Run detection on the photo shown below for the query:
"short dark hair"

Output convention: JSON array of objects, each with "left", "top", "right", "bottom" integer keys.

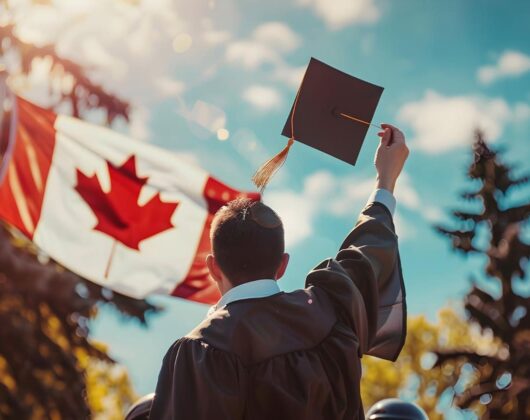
[{"left": 210, "top": 198, "right": 284, "bottom": 286}]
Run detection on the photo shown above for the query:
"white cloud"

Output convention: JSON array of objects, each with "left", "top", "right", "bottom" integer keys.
[
  {"left": 392, "top": 212, "right": 416, "bottom": 240},
  {"left": 328, "top": 178, "right": 375, "bottom": 216},
  {"left": 153, "top": 77, "right": 186, "bottom": 97},
  {"left": 266, "top": 189, "right": 317, "bottom": 248},
  {"left": 177, "top": 100, "right": 227, "bottom": 138},
  {"left": 273, "top": 64, "right": 306, "bottom": 89},
  {"left": 297, "top": 0, "right": 381, "bottom": 30},
  {"left": 56, "top": 0, "right": 186, "bottom": 103},
  {"left": 477, "top": 50, "right": 530, "bottom": 85},
  {"left": 225, "top": 21, "right": 301, "bottom": 71},
  {"left": 252, "top": 21, "right": 301, "bottom": 53},
  {"left": 229, "top": 129, "right": 290, "bottom": 185},
  {"left": 128, "top": 106, "right": 151, "bottom": 142},
  {"left": 327, "top": 171, "right": 433, "bottom": 236},
  {"left": 395, "top": 173, "right": 443, "bottom": 224},
  {"left": 8, "top": 0, "right": 188, "bottom": 140},
  {"left": 394, "top": 173, "right": 420, "bottom": 209},
  {"left": 230, "top": 129, "right": 280, "bottom": 170},
  {"left": 265, "top": 171, "right": 338, "bottom": 247},
  {"left": 396, "top": 90, "right": 530, "bottom": 154},
  {"left": 225, "top": 40, "right": 281, "bottom": 70},
  {"left": 202, "top": 30, "right": 232, "bottom": 46},
  {"left": 423, "top": 206, "right": 445, "bottom": 223},
  {"left": 8, "top": 56, "right": 61, "bottom": 108},
  {"left": 225, "top": 21, "right": 303, "bottom": 90},
  {"left": 242, "top": 85, "right": 282, "bottom": 110},
  {"left": 304, "top": 171, "right": 338, "bottom": 197},
  {"left": 265, "top": 170, "right": 434, "bottom": 247}
]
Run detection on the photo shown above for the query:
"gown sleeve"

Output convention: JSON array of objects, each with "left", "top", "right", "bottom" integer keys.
[
  {"left": 149, "top": 338, "right": 247, "bottom": 420},
  {"left": 305, "top": 202, "right": 406, "bottom": 361}
]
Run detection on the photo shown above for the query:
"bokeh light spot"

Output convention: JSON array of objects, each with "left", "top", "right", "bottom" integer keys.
[
  {"left": 173, "top": 33, "right": 193, "bottom": 53},
  {"left": 217, "top": 128, "right": 229, "bottom": 141}
]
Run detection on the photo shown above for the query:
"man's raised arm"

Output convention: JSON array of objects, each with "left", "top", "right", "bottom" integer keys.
[{"left": 306, "top": 125, "right": 409, "bottom": 361}]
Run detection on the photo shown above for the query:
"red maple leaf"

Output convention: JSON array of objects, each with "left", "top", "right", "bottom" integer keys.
[{"left": 75, "top": 155, "right": 179, "bottom": 250}]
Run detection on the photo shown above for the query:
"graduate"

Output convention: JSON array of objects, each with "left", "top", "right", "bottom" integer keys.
[{"left": 150, "top": 59, "right": 409, "bottom": 420}]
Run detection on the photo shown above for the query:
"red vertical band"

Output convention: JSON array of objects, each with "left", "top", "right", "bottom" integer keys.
[{"left": 0, "top": 97, "right": 57, "bottom": 238}]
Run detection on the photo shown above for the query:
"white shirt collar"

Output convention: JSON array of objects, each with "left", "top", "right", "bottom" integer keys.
[{"left": 207, "top": 279, "right": 281, "bottom": 316}]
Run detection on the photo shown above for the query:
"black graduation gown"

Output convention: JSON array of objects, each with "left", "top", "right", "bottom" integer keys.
[{"left": 149, "top": 202, "right": 406, "bottom": 420}]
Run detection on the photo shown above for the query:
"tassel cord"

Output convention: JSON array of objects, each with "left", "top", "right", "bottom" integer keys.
[{"left": 252, "top": 77, "right": 304, "bottom": 192}]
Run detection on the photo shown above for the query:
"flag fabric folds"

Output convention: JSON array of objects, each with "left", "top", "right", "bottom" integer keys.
[{"left": 0, "top": 96, "right": 259, "bottom": 303}]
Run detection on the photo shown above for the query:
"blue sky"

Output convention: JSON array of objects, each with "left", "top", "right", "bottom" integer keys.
[{"left": 8, "top": 0, "right": 530, "bottom": 399}]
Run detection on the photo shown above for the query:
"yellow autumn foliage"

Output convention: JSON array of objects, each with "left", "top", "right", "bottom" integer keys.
[
  {"left": 77, "top": 343, "right": 138, "bottom": 419},
  {"left": 361, "top": 307, "right": 501, "bottom": 419}
]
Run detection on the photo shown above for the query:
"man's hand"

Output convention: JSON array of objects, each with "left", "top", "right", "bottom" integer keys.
[{"left": 374, "top": 124, "right": 409, "bottom": 193}]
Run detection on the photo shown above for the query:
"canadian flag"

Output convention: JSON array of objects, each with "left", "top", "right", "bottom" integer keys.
[{"left": 0, "top": 96, "right": 259, "bottom": 303}]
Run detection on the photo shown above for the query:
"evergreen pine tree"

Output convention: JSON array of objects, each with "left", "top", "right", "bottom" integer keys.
[{"left": 436, "top": 131, "right": 530, "bottom": 418}]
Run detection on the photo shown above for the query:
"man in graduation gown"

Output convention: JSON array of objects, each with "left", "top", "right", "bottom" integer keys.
[{"left": 150, "top": 124, "right": 409, "bottom": 419}]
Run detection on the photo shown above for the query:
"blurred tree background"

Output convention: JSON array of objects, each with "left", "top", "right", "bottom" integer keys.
[
  {"left": 0, "top": 3, "right": 158, "bottom": 418},
  {"left": 361, "top": 308, "right": 500, "bottom": 419},
  {"left": 361, "top": 132, "right": 530, "bottom": 419}
]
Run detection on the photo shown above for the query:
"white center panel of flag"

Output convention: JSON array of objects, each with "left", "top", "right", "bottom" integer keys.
[{"left": 32, "top": 115, "right": 210, "bottom": 299}]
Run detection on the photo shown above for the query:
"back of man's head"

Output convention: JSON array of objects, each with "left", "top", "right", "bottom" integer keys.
[{"left": 210, "top": 198, "right": 284, "bottom": 286}]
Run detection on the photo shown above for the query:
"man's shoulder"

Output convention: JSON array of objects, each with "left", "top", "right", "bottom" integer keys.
[{"left": 184, "top": 287, "right": 337, "bottom": 364}]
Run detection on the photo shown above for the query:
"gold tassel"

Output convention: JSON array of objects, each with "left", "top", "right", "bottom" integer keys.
[
  {"left": 252, "top": 73, "right": 305, "bottom": 192},
  {"left": 252, "top": 137, "right": 294, "bottom": 191}
]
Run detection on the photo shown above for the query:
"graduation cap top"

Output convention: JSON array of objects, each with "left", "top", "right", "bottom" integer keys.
[{"left": 252, "top": 57, "right": 384, "bottom": 191}]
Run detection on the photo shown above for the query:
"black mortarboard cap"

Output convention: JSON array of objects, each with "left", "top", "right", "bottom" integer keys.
[
  {"left": 282, "top": 57, "right": 383, "bottom": 165},
  {"left": 252, "top": 57, "right": 384, "bottom": 191}
]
